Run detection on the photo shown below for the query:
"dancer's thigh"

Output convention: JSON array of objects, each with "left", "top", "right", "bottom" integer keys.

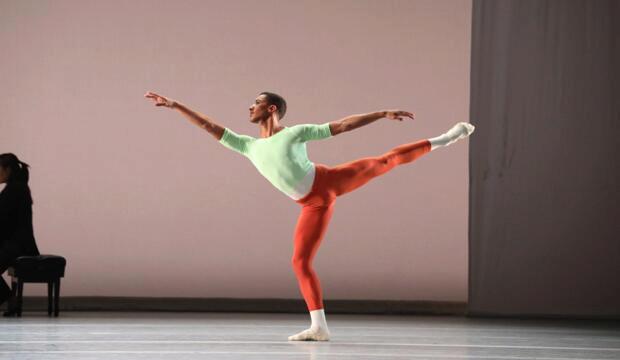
[
  {"left": 324, "top": 156, "right": 388, "bottom": 197},
  {"left": 292, "top": 204, "right": 335, "bottom": 261},
  {"left": 329, "top": 156, "right": 383, "bottom": 178}
]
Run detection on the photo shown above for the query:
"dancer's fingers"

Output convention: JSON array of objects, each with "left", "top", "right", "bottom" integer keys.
[
  {"left": 386, "top": 110, "right": 414, "bottom": 121},
  {"left": 145, "top": 91, "right": 173, "bottom": 108},
  {"left": 146, "top": 91, "right": 164, "bottom": 99},
  {"left": 395, "top": 111, "right": 407, "bottom": 121}
]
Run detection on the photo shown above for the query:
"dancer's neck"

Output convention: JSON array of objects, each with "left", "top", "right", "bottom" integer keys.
[{"left": 259, "top": 117, "right": 285, "bottom": 138}]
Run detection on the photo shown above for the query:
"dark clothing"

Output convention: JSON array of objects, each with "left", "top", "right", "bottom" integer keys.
[{"left": 0, "top": 182, "right": 40, "bottom": 303}]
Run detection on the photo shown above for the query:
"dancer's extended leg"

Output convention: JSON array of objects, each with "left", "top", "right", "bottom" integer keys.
[
  {"left": 326, "top": 138, "right": 432, "bottom": 197},
  {"left": 327, "top": 121, "right": 475, "bottom": 197}
]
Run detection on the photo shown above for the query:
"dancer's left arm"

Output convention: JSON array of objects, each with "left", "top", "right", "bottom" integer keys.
[{"left": 329, "top": 110, "right": 414, "bottom": 136}]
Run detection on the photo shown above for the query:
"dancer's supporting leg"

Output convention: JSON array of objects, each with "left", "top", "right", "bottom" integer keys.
[
  {"left": 289, "top": 203, "right": 335, "bottom": 341},
  {"left": 288, "top": 121, "right": 475, "bottom": 341}
]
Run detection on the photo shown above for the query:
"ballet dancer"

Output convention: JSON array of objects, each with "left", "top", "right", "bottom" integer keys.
[{"left": 145, "top": 91, "right": 474, "bottom": 341}]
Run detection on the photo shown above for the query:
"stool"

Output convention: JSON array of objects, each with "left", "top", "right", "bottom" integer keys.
[{"left": 7, "top": 255, "right": 66, "bottom": 317}]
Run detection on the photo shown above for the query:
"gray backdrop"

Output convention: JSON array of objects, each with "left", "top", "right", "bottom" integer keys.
[{"left": 469, "top": 0, "right": 619, "bottom": 318}]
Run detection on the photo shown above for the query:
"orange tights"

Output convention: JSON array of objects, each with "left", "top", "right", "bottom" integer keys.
[{"left": 292, "top": 139, "right": 432, "bottom": 310}]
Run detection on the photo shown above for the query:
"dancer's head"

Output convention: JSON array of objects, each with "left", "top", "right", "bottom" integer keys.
[
  {"left": 249, "top": 92, "right": 287, "bottom": 123},
  {"left": 0, "top": 153, "right": 30, "bottom": 185}
]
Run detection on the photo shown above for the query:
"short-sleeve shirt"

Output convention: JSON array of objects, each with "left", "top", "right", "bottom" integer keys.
[{"left": 219, "top": 123, "right": 332, "bottom": 199}]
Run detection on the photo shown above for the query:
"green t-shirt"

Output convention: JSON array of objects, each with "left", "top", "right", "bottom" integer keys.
[{"left": 219, "top": 123, "right": 332, "bottom": 199}]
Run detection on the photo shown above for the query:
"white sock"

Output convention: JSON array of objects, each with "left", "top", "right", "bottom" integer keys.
[
  {"left": 310, "top": 309, "right": 328, "bottom": 330},
  {"left": 428, "top": 122, "right": 475, "bottom": 151},
  {"left": 288, "top": 309, "right": 330, "bottom": 341}
]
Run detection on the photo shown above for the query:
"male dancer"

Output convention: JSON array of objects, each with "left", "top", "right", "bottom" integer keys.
[{"left": 145, "top": 91, "right": 474, "bottom": 341}]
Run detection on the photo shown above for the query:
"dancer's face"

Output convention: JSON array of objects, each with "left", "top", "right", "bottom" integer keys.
[
  {"left": 249, "top": 94, "right": 276, "bottom": 123},
  {"left": 0, "top": 166, "right": 9, "bottom": 184}
]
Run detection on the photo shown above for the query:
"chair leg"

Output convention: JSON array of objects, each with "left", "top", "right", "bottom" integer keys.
[
  {"left": 53, "top": 279, "right": 61, "bottom": 317},
  {"left": 16, "top": 280, "right": 24, "bottom": 317},
  {"left": 47, "top": 281, "right": 53, "bottom": 316},
  {"left": 8, "top": 278, "right": 18, "bottom": 310}
]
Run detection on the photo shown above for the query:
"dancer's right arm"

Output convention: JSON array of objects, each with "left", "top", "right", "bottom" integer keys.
[{"left": 145, "top": 91, "right": 225, "bottom": 140}]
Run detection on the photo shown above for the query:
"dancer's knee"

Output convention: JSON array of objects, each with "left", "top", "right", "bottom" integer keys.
[
  {"left": 291, "top": 256, "right": 313, "bottom": 276},
  {"left": 378, "top": 154, "right": 396, "bottom": 168}
]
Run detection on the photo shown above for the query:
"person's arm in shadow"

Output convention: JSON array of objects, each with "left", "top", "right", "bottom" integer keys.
[
  {"left": 0, "top": 184, "right": 37, "bottom": 256},
  {"left": 145, "top": 91, "right": 225, "bottom": 141}
]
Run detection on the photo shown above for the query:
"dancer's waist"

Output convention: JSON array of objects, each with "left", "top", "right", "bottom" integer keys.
[{"left": 286, "top": 164, "right": 316, "bottom": 200}]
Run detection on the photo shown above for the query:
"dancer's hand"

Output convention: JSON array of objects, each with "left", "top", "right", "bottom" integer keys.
[
  {"left": 144, "top": 91, "right": 176, "bottom": 108},
  {"left": 385, "top": 110, "right": 415, "bottom": 122}
]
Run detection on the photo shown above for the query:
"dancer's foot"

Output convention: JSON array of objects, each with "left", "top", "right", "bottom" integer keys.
[
  {"left": 429, "top": 122, "right": 475, "bottom": 150},
  {"left": 288, "top": 326, "right": 330, "bottom": 341},
  {"left": 446, "top": 122, "right": 475, "bottom": 145}
]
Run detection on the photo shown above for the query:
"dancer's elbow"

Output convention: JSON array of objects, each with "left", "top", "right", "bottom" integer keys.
[
  {"left": 329, "top": 122, "right": 348, "bottom": 136},
  {"left": 203, "top": 123, "right": 225, "bottom": 140}
]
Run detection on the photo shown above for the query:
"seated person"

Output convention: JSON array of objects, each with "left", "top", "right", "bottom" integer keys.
[{"left": 0, "top": 153, "right": 40, "bottom": 315}]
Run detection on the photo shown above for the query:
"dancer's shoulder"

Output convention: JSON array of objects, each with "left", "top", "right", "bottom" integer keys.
[
  {"left": 293, "top": 123, "right": 332, "bottom": 141},
  {"left": 219, "top": 127, "right": 256, "bottom": 155}
]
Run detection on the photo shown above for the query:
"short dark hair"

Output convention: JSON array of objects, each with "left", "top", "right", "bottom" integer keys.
[{"left": 259, "top": 91, "right": 287, "bottom": 119}]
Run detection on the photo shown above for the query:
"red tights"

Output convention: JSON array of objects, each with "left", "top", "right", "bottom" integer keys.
[{"left": 292, "top": 139, "right": 431, "bottom": 310}]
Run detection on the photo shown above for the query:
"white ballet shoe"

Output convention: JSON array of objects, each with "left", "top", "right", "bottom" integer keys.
[
  {"left": 447, "top": 122, "right": 475, "bottom": 145},
  {"left": 288, "top": 327, "right": 330, "bottom": 341},
  {"left": 429, "top": 122, "right": 476, "bottom": 150},
  {"left": 459, "top": 122, "right": 475, "bottom": 136}
]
